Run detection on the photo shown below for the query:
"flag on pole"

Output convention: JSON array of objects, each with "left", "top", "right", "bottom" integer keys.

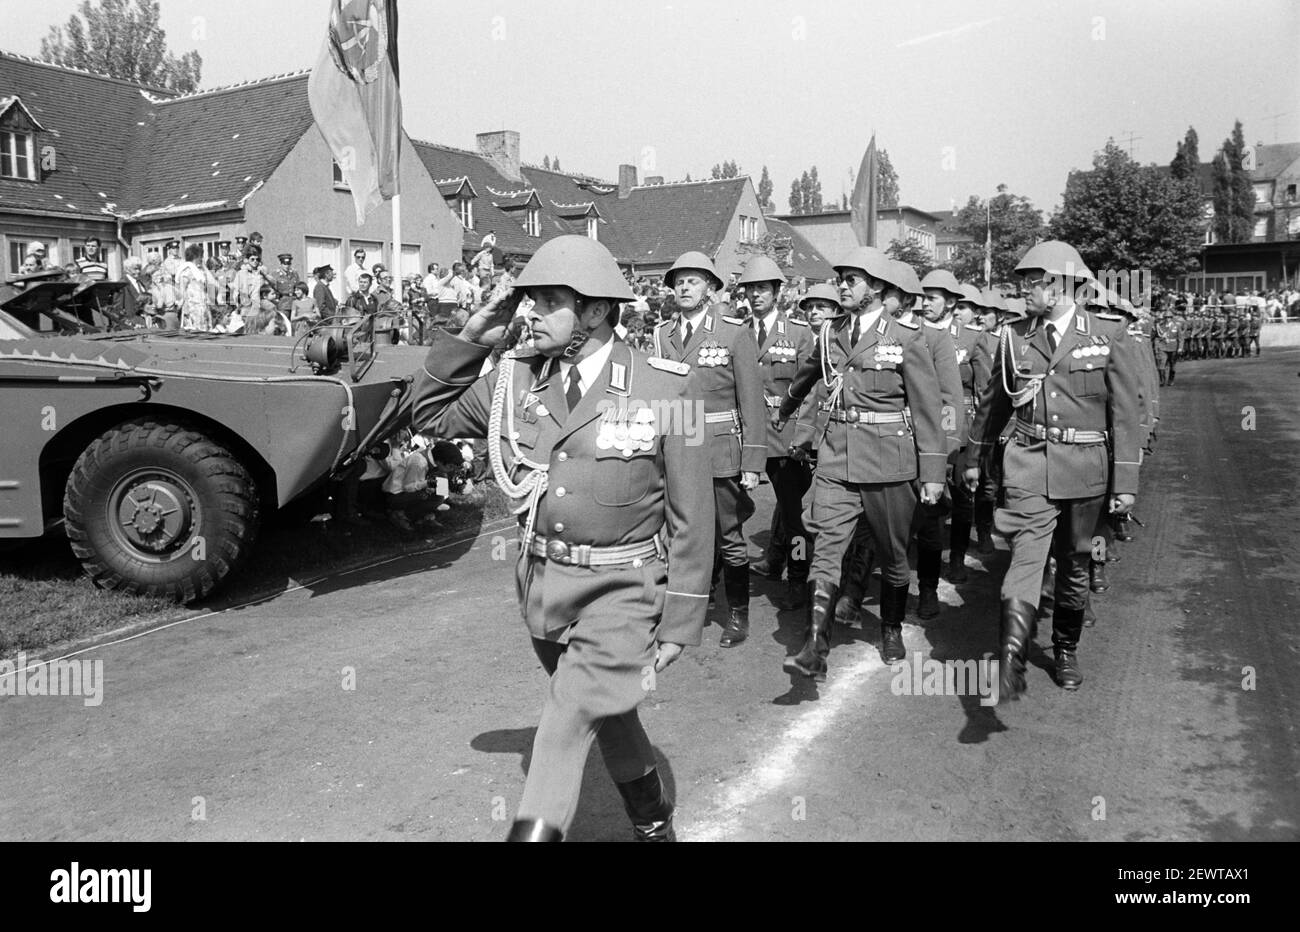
[
  {"left": 983, "top": 200, "right": 992, "bottom": 286},
  {"left": 308, "top": 0, "right": 401, "bottom": 226},
  {"left": 850, "top": 135, "right": 879, "bottom": 247}
]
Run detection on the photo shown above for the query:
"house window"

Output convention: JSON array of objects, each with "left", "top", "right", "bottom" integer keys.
[
  {"left": 1287, "top": 184, "right": 1297, "bottom": 202},
  {"left": 1253, "top": 216, "right": 1268, "bottom": 240},
  {"left": 458, "top": 197, "right": 474, "bottom": 230},
  {"left": 739, "top": 215, "right": 758, "bottom": 242},
  {"left": 524, "top": 206, "right": 540, "bottom": 237},
  {"left": 332, "top": 160, "right": 350, "bottom": 190},
  {"left": 586, "top": 216, "right": 598, "bottom": 240},
  {"left": 1, "top": 130, "right": 35, "bottom": 181}
]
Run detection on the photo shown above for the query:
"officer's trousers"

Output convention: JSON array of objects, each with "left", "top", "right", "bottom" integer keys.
[
  {"left": 807, "top": 475, "right": 917, "bottom": 588},
  {"left": 515, "top": 555, "right": 663, "bottom": 833},
  {"left": 764, "top": 455, "right": 813, "bottom": 560},
  {"left": 714, "top": 476, "right": 755, "bottom": 567},
  {"left": 996, "top": 487, "right": 1105, "bottom": 611}
]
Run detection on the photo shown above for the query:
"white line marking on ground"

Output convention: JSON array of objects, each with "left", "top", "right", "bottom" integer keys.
[{"left": 0, "top": 516, "right": 518, "bottom": 682}]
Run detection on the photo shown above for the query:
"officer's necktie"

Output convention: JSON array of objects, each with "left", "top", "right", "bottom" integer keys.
[
  {"left": 757, "top": 319, "right": 768, "bottom": 350},
  {"left": 683, "top": 321, "right": 694, "bottom": 346},
  {"left": 850, "top": 315, "right": 861, "bottom": 347},
  {"left": 565, "top": 366, "right": 582, "bottom": 411},
  {"left": 1046, "top": 322, "right": 1058, "bottom": 353}
]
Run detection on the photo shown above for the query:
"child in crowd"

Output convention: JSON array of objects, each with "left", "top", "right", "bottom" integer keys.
[{"left": 290, "top": 281, "right": 319, "bottom": 336}]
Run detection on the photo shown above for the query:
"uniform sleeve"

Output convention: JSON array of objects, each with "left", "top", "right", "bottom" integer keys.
[
  {"left": 902, "top": 330, "right": 948, "bottom": 484},
  {"left": 659, "top": 376, "right": 716, "bottom": 646},
  {"left": 731, "top": 325, "right": 768, "bottom": 474},
  {"left": 780, "top": 325, "right": 824, "bottom": 418},
  {"left": 1104, "top": 324, "right": 1142, "bottom": 496},
  {"left": 965, "top": 330, "right": 1014, "bottom": 474},
  {"left": 929, "top": 328, "right": 965, "bottom": 454},
  {"left": 411, "top": 330, "right": 497, "bottom": 439},
  {"left": 970, "top": 332, "right": 993, "bottom": 402}
]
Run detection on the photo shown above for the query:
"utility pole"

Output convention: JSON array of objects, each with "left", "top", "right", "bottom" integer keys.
[{"left": 1119, "top": 130, "right": 1143, "bottom": 158}]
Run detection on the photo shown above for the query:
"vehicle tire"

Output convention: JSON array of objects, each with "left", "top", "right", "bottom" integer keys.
[{"left": 63, "top": 418, "right": 260, "bottom": 603}]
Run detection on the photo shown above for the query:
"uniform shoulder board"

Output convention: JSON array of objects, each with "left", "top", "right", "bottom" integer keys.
[
  {"left": 964, "top": 324, "right": 983, "bottom": 332},
  {"left": 647, "top": 356, "right": 691, "bottom": 376},
  {"left": 788, "top": 318, "right": 809, "bottom": 327},
  {"left": 895, "top": 318, "right": 920, "bottom": 330},
  {"left": 720, "top": 315, "right": 746, "bottom": 326},
  {"left": 1095, "top": 312, "right": 1124, "bottom": 321},
  {"left": 506, "top": 345, "right": 538, "bottom": 360}
]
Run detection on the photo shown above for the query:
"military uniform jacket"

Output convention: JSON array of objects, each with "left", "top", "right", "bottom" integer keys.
[
  {"left": 918, "top": 318, "right": 965, "bottom": 453},
  {"left": 751, "top": 310, "right": 816, "bottom": 457},
  {"left": 1155, "top": 317, "right": 1182, "bottom": 352},
  {"left": 653, "top": 306, "right": 767, "bottom": 477},
  {"left": 1127, "top": 317, "right": 1159, "bottom": 429},
  {"left": 964, "top": 308, "right": 1142, "bottom": 499},
  {"left": 267, "top": 266, "right": 301, "bottom": 312},
  {"left": 780, "top": 306, "right": 948, "bottom": 485},
  {"left": 412, "top": 333, "right": 715, "bottom": 647}
]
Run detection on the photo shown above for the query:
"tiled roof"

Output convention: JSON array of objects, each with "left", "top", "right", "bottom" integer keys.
[
  {"left": 602, "top": 177, "right": 748, "bottom": 266},
  {"left": 762, "top": 217, "right": 834, "bottom": 280},
  {"left": 519, "top": 163, "right": 633, "bottom": 258}
]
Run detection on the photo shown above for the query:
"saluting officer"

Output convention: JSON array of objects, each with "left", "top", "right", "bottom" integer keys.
[
  {"left": 775, "top": 246, "right": 947, "bottom": 677},
  {"left": 962, "top": 242, "right": 1141, "bottom": 698},
  {"left": 738, "top": 255, "right": 816, "bottom": 614},
  {"left": 413, "top": 236, "right": 714, "bottom": 842},
  {"left": 652, "top": 251, "right": 767, "bottom": 648},
  {"left": 268, "top": 252, "right": 302, "bottom": 315}
]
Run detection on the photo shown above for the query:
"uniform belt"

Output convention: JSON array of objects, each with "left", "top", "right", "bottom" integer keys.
[
  {"left": 823, "top": 407, "right": 907, "bottom": 424},
  {"left": 704, "top": 409, "right": 740, "bottom": 424},
  {"left": 523, "top": 531, "right": 663, "bottom": 568},
  {"left": 962, "top": 396, "right": 976, "bottom": 407},
  {"left": 1014, "top": 419, "right": 1108, "bottom": 445},
  {"left": 763, "top": 394, "right": 783, "bottom": 408}
]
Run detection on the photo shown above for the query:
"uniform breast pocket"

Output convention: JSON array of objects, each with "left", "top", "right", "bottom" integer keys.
[
  {"left": 509, "top": 418, "right": 542, "bottom": 452},
  {"left": 593, "top": 443, "right": 660, "bottom": 506},
  {"left": 1068, "top": 357, "right": 1106, "bottom": 396},
  {"left": 868, "top": 361, "right": 902, "bottom": 392}
]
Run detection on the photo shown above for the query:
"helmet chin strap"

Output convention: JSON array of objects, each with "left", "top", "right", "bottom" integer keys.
[{"left": 559, "top": 296, "right": 596, "bottom": 360}]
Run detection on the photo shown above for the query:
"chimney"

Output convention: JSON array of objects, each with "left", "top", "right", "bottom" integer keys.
[
  {"left": 645, "top": 176, "right": 664, "bottom": 186},
  {"left": 477, "top": 130, "right": 522, "bottom": 183},
  {"left": 618, "top": 164, "right": 637, "bottom": 199}
]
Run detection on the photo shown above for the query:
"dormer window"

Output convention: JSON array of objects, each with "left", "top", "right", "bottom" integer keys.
[
  {"left": 586, "top": 216, "right": 598, "bottom": 240},
  {"left": 525, "top": 206, "right": 540, "bottom": 237},
  {"left": 1, "top": 130, "right": 34, "bottom": 180},
  {"left": 459, "top": 197, "right": 474, "bottom": 230}
]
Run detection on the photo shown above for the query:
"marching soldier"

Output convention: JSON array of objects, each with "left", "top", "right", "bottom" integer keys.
[
  {"left": 412, "top": 235, "right": 714, "bottom": 842},
  {"left": 738, "top": 255, "right": 816, "bottom": 613},
  {"left": 775, "top": 246, "right": 947, "bottom": 677},
  {"left": 1223, "top": 310, "right": 1239, "bottom": 358},
  {"left": 1153, "top": 309, "right": 1181, "bottom": 386},
  {"left": 1209, "top": 309, "right": 1223, "bottom": 358},
  {"left": 268, "top": 253, "right": 302, "bottom": 316},
  {"left": 652, "top": 252, "right": 767, "bottom": 648},
  {"left": 1247, "top": 307, "right": 1261, "bottom": 356},
  {"left": 962, "top": 242, "right": 1141, "bottom": 698},
  {"left": 971, "top": 292, "right": 1023, "bottom": 554},
  {"left": 948, "top": 282, "right": 994, "bottom": 581}
]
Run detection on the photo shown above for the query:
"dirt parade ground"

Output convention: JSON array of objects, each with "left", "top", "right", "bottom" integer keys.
[{"left": 2, "top": 349, "right": 1296, "bottom": 844}]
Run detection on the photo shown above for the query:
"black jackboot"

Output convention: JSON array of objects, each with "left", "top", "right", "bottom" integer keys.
[
  {"left": 999, "top": 599, "right": 1037, "bottom": 702},
  {"left": 1053, "top": 606, "right": 1086, "bottom": 690},
  {"left": 783, "top": 554, "right": 810, "bottom": 610},
  {"left": 974, "top": 500, "right": 996, "bottom": 554},
  {"left": 880, "top": 583, "right": 909, "bottom": 663},
  {"left": 948, "top": 519, "right": 972, "bottom": 582},
  {"left": 751, "top": 509, "right": 787, "bottom": 579},
  {"left": 719, "top": 563, "right": 751, "bottom": 648},
  {"left": 784, "top": 580, "right": 836, "bottom": 680},
  {"left": 834, "top": 546, "right": 873, "bottom": 625},
  {"left": 916, "top": 547, "right": 942, "bottom": 619},
  {"left": 1089, "top": 559, "right": 1109, "bottom": 592},
  {"left": 614, "top": 768, "right": 676, "bottom": 842},
  {"left": 505, "top": 819, "right": 563, "bottom": 842}
]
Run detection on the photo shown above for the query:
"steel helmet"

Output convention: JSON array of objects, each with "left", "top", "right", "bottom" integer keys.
[
  {"left": 886, "top": 259, "right": 925, "bottom": 297},
  {"left": 979, "top": 287, "right": 1006, "bottom": 312},
  {"left": 665, "top": 251, "right": 724, "bottom": 291},
  {"left": 832, "top": 246, "right": 893, "bottom": 283},
  {"left": 513, "top": 235, "right": 634, "bottom": 302},
  {"left": 736, "top": 255, "right": 787, "bottom": 288},
  {"left": 798, "top": 282, "right": 843, "bottom": 310},
  {"left": 1015, "top": 240, "right": 1093, "bottom": 281},
  {"left": 957, "top": 283, "right": 985, "bottom": 307},
  {"left": 920, "top": 269, "right": 963, "bottom": 298},
  {"left": 1003, "top": 296, "right": 1028, "bottom": 319}
]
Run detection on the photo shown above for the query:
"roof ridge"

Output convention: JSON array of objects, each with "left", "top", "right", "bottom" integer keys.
[
  {"left": 633, "top": 177, "right": 747, "bottom": 190},
  {"left": 155, "top": 69, "right": 311, "bottom": 103},
  {"left": 0, "top": 48, "right": 178, "bottom": 95},
  {"left": 521, "top": 163, "right": 615, "bottom": 185},
  {"left": 409, "top": 138, "right": 487, "bottom": 158}
]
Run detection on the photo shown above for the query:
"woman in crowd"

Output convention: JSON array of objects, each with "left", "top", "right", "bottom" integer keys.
[{"left": 174, "top": 243, "right": 213, "bottom": 332}]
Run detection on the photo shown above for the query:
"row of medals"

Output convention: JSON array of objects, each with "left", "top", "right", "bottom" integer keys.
[
  {"left": 698, "top": 345, "right": 731, "bottom": 366},
  {"left": 596, "top": 409, "right": 657, "bottom": 456},
  {"left": 1073, "top": 343, "right": 1110, "bottom": 358}
]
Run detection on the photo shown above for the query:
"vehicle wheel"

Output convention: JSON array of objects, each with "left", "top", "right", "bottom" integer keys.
[{"left": 64, "top": 418, "right": 260, "bottom": 603}]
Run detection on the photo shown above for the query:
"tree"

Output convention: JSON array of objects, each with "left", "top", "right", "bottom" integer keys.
[
  {"left": 758, "top": 165, "right": 774, "bottom": 209},
  {"left": 40, "top": 0, "right": 202, "bottom": 93},
  {"left": 788, "top": 178, "right": 802, "bottom": 213},
  {"left": 1170, "top": 126, "right": 1199, "bottom": 181},
  {"left": 878, "top": 148, "right": 900, "bottom": 208},
  {"left": 1212, "top": 121, "right": 1255, "bottom": 243},
  {"left": 787, "top": 167, "right": 825, "bottom": 214},
  {"left": 1050, "top": 141, "right": 1203, "bottom": 280},
  {"left": 886, "top": 238, "right": 935, "bottom": 278},
  {"left": 542, "top": 155, "right": 552, "bottom": 170},
  {"left": 949, "top": 184, "right": 1044, "bottom": 284},
  {"left": 736, "top": 231, "right": 795, "bottom": 274},
  {"left": 711, "top": 160, "right": 741, "bottom": 180},
  {"left": 685, "top": 172, "right": 693, "bottom": 182},
  {"left": 807, "top": 166, "right": 823, "bottom": 213},
  {"left": 552, "top": 157, "right": 561, "bottom": 171}
]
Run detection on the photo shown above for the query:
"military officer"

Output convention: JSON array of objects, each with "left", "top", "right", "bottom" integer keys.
[
  {"left": 652, "top": 251, "right": 767, "bottom": 648},
  {"left": 1247, "top": 307, "right": 1261, "bottom": 356},
  {"left": 775, "top": 246, "right": 947, "bottom": 677},
  {"left": 962, "top": 241, "right": 1141, "bottom": 698},
  {"left": 206, "top": 240, "right": 232, "bottom": 274},
  {"left": 1153, "top": 309, "right": 1181, "bottom": 386},
  {"left": 1209, "top": 309, "right": 1223, "bottom": 358},
  {"left": 268, "top": 252, "right": 301, "bottom": 315},
  {"left": 947, "top": 282, "right": 994, "bottom": 582},
  {"left": 738, "top": 255, "right": 816, "bottom": 614},
  {"left": 412, "top": 235, "right": 714, "bottom": 842}
]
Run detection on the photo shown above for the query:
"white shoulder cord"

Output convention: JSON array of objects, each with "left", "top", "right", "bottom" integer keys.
[
  {"left": 488, "top": 353, "right": 551, "bottom": 542},
  {"left": 1000, "top": 325, "right": 1043, "bottom": 418},
  {"left": 819, "top": 319, "right": 846, "bottom": 411}
]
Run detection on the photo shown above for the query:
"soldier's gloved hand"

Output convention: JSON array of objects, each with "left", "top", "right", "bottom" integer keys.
[
  {"left": 1109, "top": 493, "right": 1136, "bottom": 515},
  {"left": 654, "top": 642, "right": 684, "bottom": 673},
  {"left": 788, "top": 444, "right": 811, "bottom": 464},
  {"left": 740, "top": 471, "right": 761, "bottom": 492},
  {"left": 770, "top": 410, "right": 788, "bottom": 431},
  {"left": 919, "top": 482, "right": 945, "bottom": 505},
  {"left": 962, "top": 466, "right": 980, "bottom": 493}
]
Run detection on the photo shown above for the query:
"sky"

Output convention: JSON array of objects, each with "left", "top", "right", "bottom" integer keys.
[{"left": 5, "top": 0, "right": 1298, "bottom": 216}]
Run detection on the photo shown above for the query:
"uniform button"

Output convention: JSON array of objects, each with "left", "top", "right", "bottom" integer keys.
[
  {"left": 1085, "top": 363, "right": 1093, "bottom": 370},
  {"left": 1051, "top": 414, "right": 1059, "bottom": 421},
  {"left": 510, "top": 430, "right": 520, "bottom": 440},
  {"left": 897, "top": 429, "right": 904, "bottom": 436},
  {"left": 555, "top": 487, "right": 566, "bottom": 497},
  {"left": 848, "top": 365, "right": 854, "bottom": 371},
  {"left": 1049, "top": 369, "right": 1056, "bottom": 375},
  {"left": 1050, "top": 391, "right": 1058, "bottom": 398},
  {"left": 876, "top": 364, "right": 882, "bottom": 370},
  {"left": 553, "top": 522, "right": 564, "bottom": 533},
  {"left": 632, "top": 558, "right": 644, "bottom": 568},
  {"left": 557, "top": 452, "right": 567, "bottom": 461}
]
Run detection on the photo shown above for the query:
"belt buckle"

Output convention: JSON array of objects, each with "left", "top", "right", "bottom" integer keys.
[
  {"left": 847, "top": 406, "right": 858, "bottom": 421},
  {"left": 545, "top": 539, "right": 571, "bottom": 564},
  {"left": 1046, "top": 426, "right": 1062, "bottom": 443}
]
